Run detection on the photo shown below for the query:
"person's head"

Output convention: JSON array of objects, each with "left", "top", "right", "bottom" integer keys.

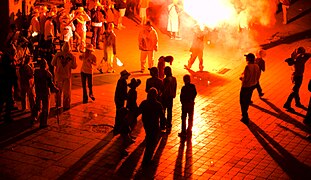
[
  {"left": 128, "top": 78, "right": 141, "bottom": 89},
  {"left": 183, "top": 74, "right": 191, "bottom": 84},
  {"left": 147, "top": 87, "right": 158, "bottom": 100},
  {"left": 85, "top": 44, "right": 95, "bottom": 53},
  {"left": 164, "top": 66, "right": 172, "bottom": 76},
  {"left": 297, "top": 46, "right": 306, "bottom": 54},
  {"left": 39, "top": 59, "right": 48, "bottom": 70},
  {"left": 144, "top": 21, "right": 152, "bottom": 32},
  {"left": 61, "top": 42, "right": 71, "bottom": 52},
  {"left": 256, "top": 49, "right": 266, "bottom": 58},
  {"left": 107, "top": 23, "right": 114, "bottom": 32},
  {"left": 244, "top": 53, "right": 255, "bottom": 63},
  {"left": 96, "top": 2, "right": 102, "bottom": 11},
  {"left": 120, "top": 70, "right": 131, "bottom": 79},
  {"left": 148, "top": 67, "right": 158, "bottom": 77}
]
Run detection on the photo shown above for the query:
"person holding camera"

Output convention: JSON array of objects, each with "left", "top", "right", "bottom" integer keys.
[{"left": 284, "top": 47, "right": 311, "bottom": 111}]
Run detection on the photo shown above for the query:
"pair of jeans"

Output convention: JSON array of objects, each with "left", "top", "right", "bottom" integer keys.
[
  {"left": 240, "top": 86, "right": 256, "bottom": 119},
  {"left": 162, "top": 96, "right": 173, "bottom": 128},
  {"left": 285, "top": 75, "right": 303, "bottom": 106},
  {"left": 81, "top": 72, "right": 93, "bottom": 103},
  {"left": 181, "top": 102, "right": 194, "bottom": 133},
  {"left": 91, "top": 26, "right": 102, "bottom": 47}
]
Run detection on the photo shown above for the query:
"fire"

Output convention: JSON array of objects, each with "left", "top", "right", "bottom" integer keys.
[{"left": 183, "top": 0, "right": 278, "bottom": 29}]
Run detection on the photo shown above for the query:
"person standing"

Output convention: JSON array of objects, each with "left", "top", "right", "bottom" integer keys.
[
  {"left": 184, "top": 24, "right": 207, "bottom": 71},
  {"left": 114, "top": 70, "right": 131, "bottom": 134},
  {"left": 145, "top": 67, "right": 163, "bottom": 100},
  {"left": 284, "top": 47, "right": 311, "bottom": 111},
  {"left": 126, "top": 78, "right": 141, "bottom": 131},
  {"left": 167, "top": 0, "right": 181, "bottom": 40},
  {"left": 91, "top": 2, "right": 105, "bottom": 49},
  {"left": 139, "top": 87, "right": 166, "bottom": 166},
  {"left": 138, "top": 21, "right": 158, "bottom": 73},
  {"left": 74, "top": 7, "right": 91, "bottom": 52},
  {"left": 254, "top": 49, "right": 266, "bottom": 98},
  {"left": 179, "top": 74, "right": 197, "bottom": 138},
  {"left": 98, "top": 22, "right": 117, "bottom": 73},
  {"left": 139, "top": 0, "right": 149, "bottom": 25},
  {"left": 51, "top": 42, "right": 77, "bottom": 111},
  {"left": 162, "top": 66, "right": 177, "bottom": 131},
  {"left": 19, "top": 56, "right": 35, "bottom": 112},
  {"left": 33, "top": 59, "right": 58, "bottom": 128},
  {"left": 303, "top": 79, "right": 311, "bottom": 125},
  {"left": 239, "top": 53, "right": 261, "bottom": 124},
  {"left": 79, "top": 44, "right": 97, "bottom": 104}
]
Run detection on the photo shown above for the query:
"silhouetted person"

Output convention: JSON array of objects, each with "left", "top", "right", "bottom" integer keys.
[
  {"left": 139, "top": 87, "right": 166, "bottom": 166},
  {"left": 126, "top": 78, "right": 141, "bottom": 131},
  {"left": 284, "top": 47, "right": 311, "bottom": 111},
  {"left": 239, "top": 53, "right": 260, "bottom": 124},
  {"left": 145, "top": 67, "right": 164, "bottom": 100},
  {"left": 0, "top": 52, "right": 17, "bottom": 122},
  {"left": 114, "top": 70, "right": 131, "bottom": 134},
  {"left": 33, "top": 59, "right": 58, "bottom": 128},
  {"left": 179, "top": 74, "right": 197, "bottom": 139},
  {"left": 162, "top": 66, "right": 177, "bottom": 131},
  {"left": 303, "top": 79, "right": 311, "bottom": 125}
]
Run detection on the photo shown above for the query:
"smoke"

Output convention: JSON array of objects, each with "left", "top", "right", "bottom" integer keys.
[{"left": 156, "top": 0, "right": 280, "bottom": 51}]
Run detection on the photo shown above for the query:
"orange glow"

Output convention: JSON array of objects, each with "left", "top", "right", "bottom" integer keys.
[
  {"left": 183, "top": 0, "right": 278, "bottom": 29},
  {"left": 183, "top": 0, "right": 237, "bottom": 29}
]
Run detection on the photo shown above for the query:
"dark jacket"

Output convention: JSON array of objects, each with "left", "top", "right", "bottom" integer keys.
[
  {"left": 180, "top": 83, "right": 197, "bottom": 105},
  {"left": 114, "top": 78, "right": 128, "bottom": 107}
]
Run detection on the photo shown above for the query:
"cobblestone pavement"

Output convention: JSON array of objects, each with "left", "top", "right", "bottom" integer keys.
[{"left": 1, "top": 1, "right": 311, "bottom": 179}]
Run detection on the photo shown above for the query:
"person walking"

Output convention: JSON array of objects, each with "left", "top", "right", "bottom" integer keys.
[
  {"left": 91, "top": 2, "right": 105, "bottom": 49},
  {"left": 138, "top": 21, "right": 158, "bottom": 73},
  {"left": 284, "top": 47, "right": 311, "bottom": 111},
  {"left": 139, "top": 87, "right": 166, "bottom": 166},
  {"left": 303, "top": 79, "right": 311, "bottom": 125},
  {"left": 114, "top": 70, "right": 131, "bottom": 134},
  {"left": 98, "top": 22, "right": 117, "bottom": 73},
  {"left": 79, "top": 44, "right": 97, "bottom": 104},
  {"left": 179, "top": 74, "right": 197, "bottom": 139},
  {"left": 51, "top": 42, "right": 77, "bottom": 111},
  {"left": 254, "top": 49, "right": 266, "bottom": 98},
  {"left": 239, "top": 53, "right": 261, "bottom": 124},
  {"left": 162, "top": 66, "right": 177, "bottom": 131},
  {"left": 184, "top": 24, "right": 207, "bottom": 72}
]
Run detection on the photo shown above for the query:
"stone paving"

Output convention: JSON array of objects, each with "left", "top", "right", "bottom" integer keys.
[{"left": 1, "top": 1, "right": 311, "bottom": 179}]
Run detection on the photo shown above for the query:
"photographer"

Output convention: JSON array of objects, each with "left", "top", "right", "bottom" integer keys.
[{"left": 284, "top": 47, "right": 311, "bottom": 111}]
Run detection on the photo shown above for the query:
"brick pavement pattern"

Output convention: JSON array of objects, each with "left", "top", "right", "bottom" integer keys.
[{"left": 1, "top": 1, "right": 311, "bottom": 179}]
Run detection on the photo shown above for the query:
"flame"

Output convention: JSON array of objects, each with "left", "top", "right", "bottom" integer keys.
[
  {"left": 183, "top": 0, "right": 277, "bottom": 29},
  {"left": 116, "top": 57, "right": 123, "bottom": 66}
]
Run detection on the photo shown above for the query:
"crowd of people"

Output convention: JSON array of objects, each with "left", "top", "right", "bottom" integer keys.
[{"left": 0, "top": 0, "right": 310, "bottom": 168}]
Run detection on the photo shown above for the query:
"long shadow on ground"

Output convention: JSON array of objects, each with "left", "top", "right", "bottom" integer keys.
[{"left": 247, "top": 121, "right": 311, "bottom": 179}]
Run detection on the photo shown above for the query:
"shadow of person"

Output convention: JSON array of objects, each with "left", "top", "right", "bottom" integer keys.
[
  {"left": 247, "top": 121, "right": 311, "bottom": 179},
  {"left": 277, "top": 124, "right": 311, "bottom": 142},
  {"left": 173, "top": 139, "right": 186, "bottom": 179},
  {"left": 288, "top": 7, "right": 311, "bottom": 24},
  {"left": 134, "top": 133, "right": 168, "bottom": 179},
  {"left": 250, "top": 98, "right": 310, "bottom": 133},
  {"left": 184, "top": 138, "right": 193, "bottom": 179},
  {"left": 57, "top": 131, "right": 115, "bottom": 179}
]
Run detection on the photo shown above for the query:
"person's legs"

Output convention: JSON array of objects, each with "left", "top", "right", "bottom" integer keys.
[
  {"left": 293, "top": 76, "right": 303, "bottom": 106},
  {"left": 55, "top": 80, "right": 63, "bottom": 108},
  {"left": 198, "top": 50, "right": 204, "bottom": 71},
  {"left": 140, "top": 50, "right": 148, "bottom": 72},
  {"left": 186, "top": 52, "right": 198, "bottom": 69},
  {"left": 187, "top": 104, "right": 194, "bottom": 133},
  {"left": 63, "top": 78, "right": 71, "bottom": 110},
  {"left": 107, "top": 46, "right": 114, "bottom": 72},
  {"left": 81, "top": 72, "right": 88, "bottom": 103},
  {"left": 147, "top": 50, "right": 154, "bottom": 69},
  {"left": 86, "top": 73, "right": 94, "bottom": 100},
  {"left": 40, "top": 95, "right": 50, "bottom": 128},
  {"left": 166, "top": 97, "right": 173, "bottom": 128}
]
